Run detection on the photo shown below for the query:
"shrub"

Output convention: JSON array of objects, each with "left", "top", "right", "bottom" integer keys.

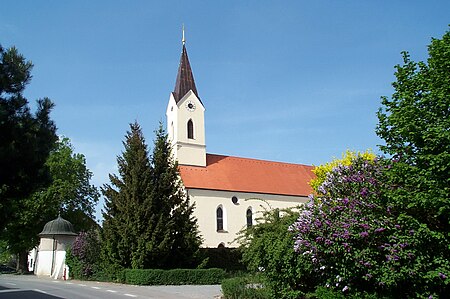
[
  {"left": 309, "top": 150, "right": 375, "bottom": 193},
  {"left": 124, "top": 268, "right": 226, "bottom": 285},
  {"left": 66, "top": 230, "right": 101, "bottom": 279},
  {"left": 239, "top": 208, "right": 311, "bottom": 298},
  {"left": 221, "top": 276, "right": 269, "bottom": 299},
  {"left": 291, "top": 155, "right": 450, "bottom": 298},
  {"left": 198, "top": 247, "right": 245, "bottom": 271}
]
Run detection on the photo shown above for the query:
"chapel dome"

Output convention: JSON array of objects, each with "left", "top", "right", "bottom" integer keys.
[{"left": 38, "top": 215, "right": 77, "bottom": 236}]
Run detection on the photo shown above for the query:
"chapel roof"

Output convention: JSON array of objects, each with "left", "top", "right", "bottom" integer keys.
[
  {"left": 179, "top": 154, "right": 315, "bottom": 197},
  {"left": 173, "top": 44, "right": 200, "bottom": 103},
  {"left": 39, "top": 215, "right": 77, "bottom": 237}
]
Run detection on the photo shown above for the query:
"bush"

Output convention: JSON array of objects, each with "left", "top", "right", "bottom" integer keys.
[
  {"left": 291, "top": 155, "right": 450, "bottom": 298},
  {"left": 199, "top": 247, "right": 245, "bottom": 271},
  {"left": 124, "top": 268, "right": 226, "bottom": 285},
  {"left": 66, "top": 230, "right": 101, "bottom": 279},
  {"left": 221, "top": 276, "right": 269, "bottom": 299},
  {"left": 306, "top": 287, "right": 385, "bottom": 299},
  {"left": 239, "top": 207, "right": 312, "bottom": 299}
]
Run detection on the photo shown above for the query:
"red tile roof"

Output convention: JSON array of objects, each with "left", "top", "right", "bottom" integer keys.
[{"left": 179, "top": 154, "right": 315, "bottom": 197}]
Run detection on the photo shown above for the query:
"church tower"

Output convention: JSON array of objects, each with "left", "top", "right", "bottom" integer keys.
[{"left": 166, "top": 30, "right": 206, "bottom": 167}]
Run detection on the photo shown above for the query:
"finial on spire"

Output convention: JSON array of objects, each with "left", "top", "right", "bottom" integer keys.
[{"left": 182, "top": 24, "right": 186, "bottom": 45}]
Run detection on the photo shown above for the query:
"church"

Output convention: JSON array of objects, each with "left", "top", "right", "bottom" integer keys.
[{"left": 166, "top": 35, "right": 315, "bottom": 248}]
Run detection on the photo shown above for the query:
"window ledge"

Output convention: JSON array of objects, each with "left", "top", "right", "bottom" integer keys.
[{"left": 217, "top": 230, "right": 228, "bottom": 233}]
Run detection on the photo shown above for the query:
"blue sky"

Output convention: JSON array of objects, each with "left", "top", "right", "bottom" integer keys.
[{"left": 1, "top": 1, "right": 449, "bottom": 222}]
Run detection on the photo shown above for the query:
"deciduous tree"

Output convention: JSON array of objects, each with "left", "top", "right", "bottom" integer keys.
[
  {"left": 376, "top": 28, "right": 450, "bottom": 231},
  {"left": 3, "top": 137, "right": 99, "bottom": 271}
]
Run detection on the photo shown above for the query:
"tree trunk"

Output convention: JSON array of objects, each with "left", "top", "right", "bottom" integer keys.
[{"left": 16, "top": 250, "right": 29, "bottom": 273}]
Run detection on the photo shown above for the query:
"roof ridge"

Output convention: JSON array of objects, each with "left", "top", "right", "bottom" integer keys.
[{"left": 206, "top": 153, "right": 313, "bottom": 168}]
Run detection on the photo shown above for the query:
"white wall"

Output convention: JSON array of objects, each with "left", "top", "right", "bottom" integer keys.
[
  {"left": 166, "top": 90, "right": 206, "bottom": 167},
  {"left": 188, "top": 188, "right": 308, "bottom": 248},
  {"left": 35, "top": 235, "right": 75, "bottom": 279}
]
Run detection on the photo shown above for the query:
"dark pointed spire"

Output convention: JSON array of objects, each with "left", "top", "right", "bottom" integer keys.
[{"left": 173, "top": 29, "right": 200, "bottom": 103}]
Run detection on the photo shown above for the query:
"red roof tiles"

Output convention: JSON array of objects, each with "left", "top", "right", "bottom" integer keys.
[{"left": 179, "top": 154, "right": 315, "bottom": 197}]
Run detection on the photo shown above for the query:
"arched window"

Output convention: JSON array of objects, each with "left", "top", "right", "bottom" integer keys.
[
  {"left": 216, "top": 207, "right": 224, "bottom": 231},
  {"left": 218, "top": 243, "right": 225, "bottom": 248},
  {"left": 187, "top": 119, "right": 194, "bottom": 139},
  {"left": 246, "top": 208, "right": 253, "bottom": 228}
]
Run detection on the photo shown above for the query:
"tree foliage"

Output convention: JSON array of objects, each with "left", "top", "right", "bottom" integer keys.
[
  {"left": 2, "top": 137, "right": 99, "bottom": 271},
  {"left": 101, "top": 122, "right": 153, "bottom": 270},
  {"left": 376, "top": 28, "right": 450, "bottom": 231},
  {"left": 150, "top": 123, "right": 201, "bottom": 269},
  {"left": 0, "top": 45, "right": 58, "bottom": 232},
  {"left": 101, "top": 122, "right": 201, "bottom": 271},
  {"left": 374, "top": 27, "right": 450, "bottom": 298},
  {"left": 239, "top": 207, "right": 311, "bottom": 299},
  {"left": 44, "top": 137, "right": 99, "bottom": 231}
]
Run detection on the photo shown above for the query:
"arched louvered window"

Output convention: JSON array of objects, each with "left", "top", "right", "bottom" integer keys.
[
  {"left": 187, "top": 119, "right": 194, "bottom": 139},
  {"left": 217, "top": 207, "right": 224, "bottom": 231},
  {"left": 246, "top": 208, "right": 253, "bottom": 228}
]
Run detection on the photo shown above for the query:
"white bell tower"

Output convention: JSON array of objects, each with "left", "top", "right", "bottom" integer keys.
[{"left": 166, "top": 28, "right": 206, "bottom": 167}]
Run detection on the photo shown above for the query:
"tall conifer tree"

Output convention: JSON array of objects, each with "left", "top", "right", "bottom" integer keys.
[
  {"left": 101, "top": 122, "right": 201, "bottom": 270},
  {"left": 101, "top": 122, "right": 153, "bottom": 269},
  {"left": 149, "top": 123, "right": 201, "bottom": 269}
]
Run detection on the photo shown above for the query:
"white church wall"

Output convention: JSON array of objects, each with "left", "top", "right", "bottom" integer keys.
[
  {"left": 167, "top": 90, "right": 206, "bottom": 167},
  {"left": 188, "top": 188, "right": 309, "bottom": 248}
]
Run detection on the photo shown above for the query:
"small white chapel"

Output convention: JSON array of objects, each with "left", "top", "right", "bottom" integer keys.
[{"left": 166, "top": 33, "right": 315, "bottom": 248}]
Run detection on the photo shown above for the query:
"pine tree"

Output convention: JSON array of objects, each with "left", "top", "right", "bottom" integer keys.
[
  {"left": 0, "top": 45, "right": 58, "bottom": 271},
  {"left": 101, "top": 122, "right": 153, "bottom": 270},
  {"left": 101, "top": 122, "right": 202, "bottom": 271},
  {"left": 149, "top": 123, "right": 202, "bottom": 269}
]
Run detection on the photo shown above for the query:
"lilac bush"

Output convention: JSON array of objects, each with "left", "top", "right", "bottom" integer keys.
[
  {"left": 290, "top": 156, "right": 449, "bottom": 297},
  {"left": 67, "top": 230, "right": 100, "bottom": 278}
]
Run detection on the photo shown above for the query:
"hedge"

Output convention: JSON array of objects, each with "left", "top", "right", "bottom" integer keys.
[{"left": 124, "top": 268, "right": 226, "bottom": 285}]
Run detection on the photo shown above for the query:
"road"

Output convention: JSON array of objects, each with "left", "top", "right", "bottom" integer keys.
[{"left": 0, "top": 274, "right": 222, "bottom": 299}]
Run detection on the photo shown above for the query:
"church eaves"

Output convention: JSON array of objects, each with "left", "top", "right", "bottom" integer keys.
[{"left": 173, "top": 44, "right": 200, "bottom": 103}]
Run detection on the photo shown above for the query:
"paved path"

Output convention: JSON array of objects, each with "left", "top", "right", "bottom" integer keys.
[{"left": 0, "top": 274, "right": 222, "bottom": 299}]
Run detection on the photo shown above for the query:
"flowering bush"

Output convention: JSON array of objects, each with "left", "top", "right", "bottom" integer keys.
[
  {"left": 290, "top": 156, "right": 449, "bottom": 298},
  {"left": 66, "top": 230, "right": 101, "bottom": 279},
  {"left": 309, "top": 150, "right": 375, "bottom": 193}
]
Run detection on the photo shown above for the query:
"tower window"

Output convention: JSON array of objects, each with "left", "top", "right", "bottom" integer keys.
[
  {"left": 246, "top": 208, "right": 253, "bottom": 228},
  {"left": 187, "top": 119, "right": 194, "bottom": 139},
  {"left": 217, "top": 207, "right": 224, "bottom": 231}
]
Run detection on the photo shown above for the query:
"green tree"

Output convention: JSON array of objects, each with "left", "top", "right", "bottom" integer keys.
[
  {"left": 0, "top": 45, "right": 58, "bottom": 272},
  {"left": 149, "top": 123, "right": 201, "bottom": 269},
  {"left": 45, "top": 137, "right": 99, "bottom": 231},
  {"left": 3, "top": 137, "right": 99, "bottom": 271},
  {"left": 376, "top": 28, "right": 450, "bottom": 231},
  {"left": 101, "top": 122, "right": 154, "bottom": 270},
  {"left": 376, "top": 28, "right": 450, "bottom": 298},
  {"left": 101, "top": 122, "right": 201, "bottom": 271},
  {"left": 0, "top": 45, "right": 58, "bottom": 231}
]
